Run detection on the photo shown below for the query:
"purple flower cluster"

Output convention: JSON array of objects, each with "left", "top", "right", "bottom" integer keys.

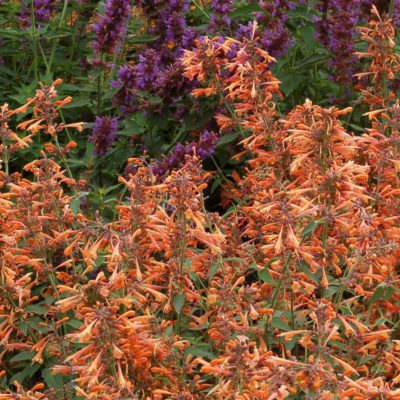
[
  {"left": 111, "top": 50, "right": 162, "bottom": 113},
  {"left": 135, "top": 49, "right": 162, "bottom": 91},
  {"left": 152, "top": 130, "right": 218, "bottom": 176},
  {"left": 315, "top": 0, "right": 360, "bottom": 84},
  {"left": 112, "top": 0, "right": 198, "bottom": 114},
  {"left": 314, "top": 0, "right": 400, "bottom": 85},
  {"left": 90, "top": 116, "right": 119, "bottom": 156},
  {"left": 151, "top": 0, "right": 196, "bottom": 58},
  {"left": 237, "top": 0, "right": 297, "bottom": 58},
  {"left": 209, "top": 0, "right": 234, "bottom": 32},
  {"left": 18, "top": 0, "right": 57, "bottom": 28},
  {"left": 92, "top": 0, "right": 131, "bottom": 54},
  {"left": 111, "top": 64, "right": 138, "bottom": 115}
]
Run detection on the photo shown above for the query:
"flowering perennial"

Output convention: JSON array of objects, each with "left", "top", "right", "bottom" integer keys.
[{"left": 1, "top": 7, "right": 400, "bottom": 400}]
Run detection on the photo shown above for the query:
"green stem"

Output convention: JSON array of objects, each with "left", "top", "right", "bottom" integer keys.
[
  {"left": 48, "top": 0, "right": 69, "bottom": 70},
  {"left": 192, "top": 1, "right": 210, "bottom": 19},
  {"left": 54, "top": 135, "right": 74, "bottom": 186},
  {"left": 389, "top": 0, "right": 395, "bottom": 18},
  {"left": 2, "top": 137, "right": 9, "bottom": 175},
  {"left": 30, "top": 2, "right": 38, "bottom": 82}
]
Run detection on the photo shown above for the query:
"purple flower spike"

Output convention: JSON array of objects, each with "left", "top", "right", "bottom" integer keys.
[
  {"left": 18, "top": 0, "right": 57, "bottom": 28},
  {"left": 209, "top": 0, "right": 234, "bottom": 31},
  {"left": 236, "top": 0, "right": 299, "bottom": 58},
  {"left": 90, "top": 116, "right": 119, "bottom": 156},
  {"left": 92, "top": 0, "right": 131, "bottom": 55},
  {"left": 152, "top": 130, "right": 218, "bottom": 177},
  {"left": 315, "top": 0, "right": 360, "bottom": 84},
  {"left": 135, "top": 49, "right": 162, "bottom": 91},
  {"left": 111, "top": 64, "right": 139, "bottom": 114}
]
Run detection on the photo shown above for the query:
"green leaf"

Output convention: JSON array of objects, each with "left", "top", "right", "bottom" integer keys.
[
  {"left": 67, "top": 319, "right": 83, "bottom": 329},
  {"left": 18, "top": 321, "right": 29, "bottom": 335},
  {"left": 44, "top": 296, "right": 55, "bottom": 306},
  {"left": 185, "top": 345, "right": 215, "bottom": 359},
  {"left": 279, "top": 74, "right": 306, "bottom": 97},
  {"left": 26, "top": 304, "right": 48, "bottom": 314},
  {"left": 208, "top": 262, "right": 219, "bottom": 279},
  {"left": 10, "top": 363, "right": 40, "bottom": 384},
  {"left": 258, "top": 268, "right": 275, "bottom": 284},
  {"left": 293, "top": 54, "right": 328, "bottom": 70},
  {"left": 230, "top": 3, "right": 262, "bottom": 18},
  {"left": 27, "top": 318, "right": 50, "bottom": 334},
  {"left": 301, "top": 220, "right": 318, "bottom": 237},
  {"left": 173, "top": 293, "right": 186, "bottom": 314},
  {"left": 218, "top": 133, "right": 238, "bottom": 146},
  {"left": 42, "top": 368, "right": 64, "bottom": 390},
  {"left": 9, "top": 351, "right": 36, "bottom": 362},
  {"left": 298, "top": 24, "right": 315, "bottom": 54},
  {"left": 348, "top": 123, "right": 364, "bottom": 132},
  {"left": 70, "top": 197, "right": 80, "bottom": 216},
  {"left": 129, "top": 34, "right": 160, "bottom": 44},
  {"left": 63, "top": 98, "right": 90, "bottom": 109},
  {"left": 271, "top": 317, "right": 292, "bottom": 332},
  {"left": 369, "top": 284, "right": 395, "bottom": 305}
]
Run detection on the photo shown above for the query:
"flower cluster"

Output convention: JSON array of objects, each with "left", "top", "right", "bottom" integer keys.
[
  {"left": 3, "top": 8, "right": 400, "bottom": 400},
  {"left": 111, "top": 64, "right": 138, "bottom": 115},
  {"left": 209, "top": 0, "right": 234, "bottom": 32},
  {"left": 92, "top": 0, "right": 131, "bottom": 54},
  {"left": 314, "top": 0, "right": 400, "bottom": 85},
  {"left": 111, "top": 0, "right": 198, "bottom": 117},
  {"left": 315, "top": 0, "right": 360, "bottom": 84},
  {"left": 18, "top": 0, "right": 57, "bottom": 28},
  {"left": 90, "top": 115, "right": 119, "bottom": 156},
  {"left": 152, "top": 130, "right": 218, "bottom": 176}
]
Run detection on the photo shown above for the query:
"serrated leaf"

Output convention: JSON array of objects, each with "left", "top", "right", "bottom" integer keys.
[
  {"left": 230, "top": 3, "right": 262, "bottom": 18},
  {"left": 44, "top": 296, "right": 55, "bottom": 306},
  {"left": 67, "top": 319, "right": 83, "bottom": 329},
  {"left": 27, "top": 318, "right": 50, "bottom": 334},
  {"left": 279, "top": 73, "right": 306, "bottom": 97},
  {"left": 129, "top": 34, "right": 160, "bottom": 44},
  {"left": 18, "top": 321, "right": 29, "bottom": 335},
  {"left": 63, "top": 98, "right": 90, "bottom": 109},
  {"left": 10, "top": 363, "right": 40, "bottom": 384},
  {"left": 185, "top": 345, "right": 215, "bottom": 359}
]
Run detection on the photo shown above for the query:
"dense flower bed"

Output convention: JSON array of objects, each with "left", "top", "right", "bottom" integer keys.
[{"left": 1, "top": 1, "right": 400, "bottom": 399}]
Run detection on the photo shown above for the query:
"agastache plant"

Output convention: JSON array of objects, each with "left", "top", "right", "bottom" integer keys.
[
  {"left": 92, "top": 0, "right": 131, "bottom": 55},
  {"left": 18, "top": 0, "right": 57, "bottom": 28},
  {"left": 112, "top": 0, "right": 196, "bottom": 115},
  {"left": 237, "top": 0, "right": 301, "bottom": 58},
  {"left": 181, "top": 12, "right": 400, "bottom": 398},
  {"left": 315, "top": 0, "right": 361, "bottom": 84},
  {"left": 209, "top": 0, "right": 234, "bottom": 32},
  {"left": 152, "top": 130, "right": 218, "bottom": 177},
  {"left": 315, "top": 0, "right": 400, "bottom": 86},
  {"left": 3, "top": 7, "right": 400, "bottom": 400},
  {"left": 90, "top": 115, "right": 119, "bottom": 156}
]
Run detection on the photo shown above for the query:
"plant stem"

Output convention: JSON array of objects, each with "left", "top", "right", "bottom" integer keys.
[
  {"left": 389, "top": 0, "right": 395, "bottom": 18},
  {"left": 30, "top": 2, "right": 38, "bottom": 82},
  {"left": 48, "top": 0, "right": 69, "bottom": 70}
]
